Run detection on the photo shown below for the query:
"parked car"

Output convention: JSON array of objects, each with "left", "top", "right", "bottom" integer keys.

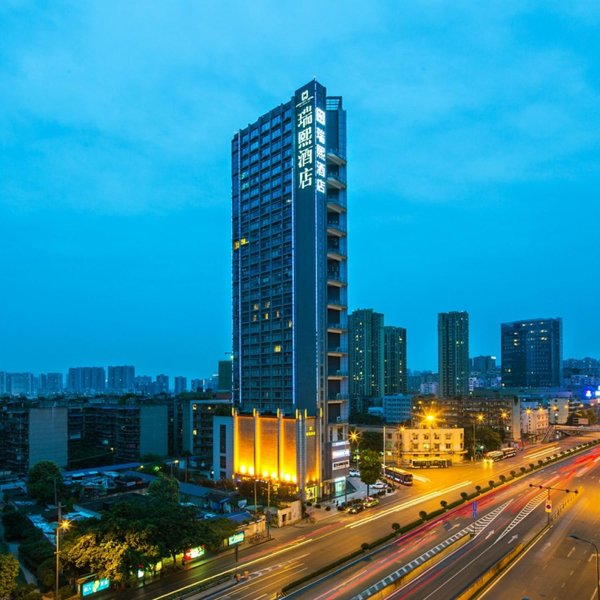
[
  {"left": 363, "top": 497, "right": 380, "bottom": 508},
  {"left": 371, "top": 481, "right": 386, "bottom": 489},
  {"left": 348, "top": 469, "right": 360, "bottom": 477}
]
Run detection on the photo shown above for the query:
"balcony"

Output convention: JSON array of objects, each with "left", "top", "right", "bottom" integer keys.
[
  {"left": 328, "top": 393, "right": 349, "bottom": 402},
  {"left": 328, "top": 370, "right": 348, "bottom": 379},
  {"left": 327, "top": 199, "right": 346, "bottom": 213},
  {"left": 328, "top": 346, "right": 348, "bottom": 356},
  {"left": 327, "top": 301, "right": 346, "bottom": 311},
  {"left": 327, "top": 225, "right": 346, "bottom": 237},
  {"left": 327, "top": 323, "right": 347, "bottom": 333},
  {"left": 326, "top": 148, "right": 347, "bottom": 166},
  {"left": 327, "top": 173, "right": 347, "bottom": 190}
]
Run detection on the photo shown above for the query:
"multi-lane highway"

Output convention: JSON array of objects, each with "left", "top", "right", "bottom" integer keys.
[{"left": 119, "top": 434, "right": 600, "bottom": 600}]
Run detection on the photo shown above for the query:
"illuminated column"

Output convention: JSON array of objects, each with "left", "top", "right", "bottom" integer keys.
[
  {"left": 253, "top": 408, "right": 260, "bottom": 477},
  {"left": 277, "top": 409, "right": 284, "bottom": 481},
  {"left": 233, "top": 408, "right": 239, "bottom": 476}
]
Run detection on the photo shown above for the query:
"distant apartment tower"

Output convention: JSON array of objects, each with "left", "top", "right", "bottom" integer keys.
[
  {"left": 5, "top": 373, "right": 35, "bottom": 396},
  {"left": 384, "top": 326, "right": 407, "bottom": 395},
  {"left": 231, "top": 80, "right": 349, "bottom": 497},
  {"left": 501, "top": 318, "right": 563, "bottom": 388},
  {"left": 349, "top": 309, "right": 384, "bottom": 400},
  {"left": 190, "top": 378, "right": 202, "bottom": 393},
  {"left": 67, "top": 367, "right": 106, "bottom": 395},
  {"left": 470, "top": 356, "right": 497, "bottom": 373},
  {"left": 174, "top": 376, "right": 187, "bottom": 395},
  {"left": 217, "top": 360, "right": 232, "bottom": 393},
  {"left": 155, "top": 374, "right": 170, "bottom": 394},
  {"left": 438, "top": 311, "right": 470, "bottom": 398},
  {"left": 107, "top": 366, "right": 135, "bottom": 394},
  {"left": 38, "top": 372, "right": 63, "bottom": 396},
  {"left": 134, "top": 375, "right": 152, "bottom": 394}
]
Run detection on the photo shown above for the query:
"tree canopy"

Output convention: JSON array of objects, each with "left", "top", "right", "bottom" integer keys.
[
  {"left": 26, "top": 461, "right": 64, "bottom": 504},
  {"left": 147, "top": 474, "right": 179, "bottom": 505},
  {"left": 0, "top": 553, "right": 19, "bottom": 599},
  {"left": 62, "top": 496, "right": 237, "bottom": 586}
]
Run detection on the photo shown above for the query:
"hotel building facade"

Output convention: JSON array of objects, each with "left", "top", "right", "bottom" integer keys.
[{"left": 223, "top": 80, "right": 350, "bottom": 499}]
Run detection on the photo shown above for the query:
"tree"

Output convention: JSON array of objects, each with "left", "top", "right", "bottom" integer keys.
[
  {"left": 26, "top": 461, "right": 64, "bottom": 504},
  {"left": 359, "top": 449, "right": 382, "bottom": 497},
  {"left": 147, "top": 474, "right": 179, "bottom": 505},
  {"left": 359, "top": 431, "right": 383, "bottom": 453},
  {"left": 0, "top": 553, "right": 19, "bottom": 599}
]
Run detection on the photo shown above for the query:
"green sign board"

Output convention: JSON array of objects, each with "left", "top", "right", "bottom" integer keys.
[{"left": 228, "top": 532, "right": 245, "bottom": 545}]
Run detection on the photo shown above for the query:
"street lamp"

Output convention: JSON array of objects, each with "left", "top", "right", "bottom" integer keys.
[
  {"left": 55, "top": 510, "right": 70, "bottom": 600},
  {"left": 472, "top": 414, "right": 483, "bottom": 461},
  {"left": 569, "top": 534, "right": 599, "bottom": 600}
]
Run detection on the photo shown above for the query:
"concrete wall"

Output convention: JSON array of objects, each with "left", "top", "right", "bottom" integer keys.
[
  {"left": 29, "top": 407, "right": 68, "bottom": 469},
  {"left": 140, "top": 405, "right": 168, "bottom": 457}
]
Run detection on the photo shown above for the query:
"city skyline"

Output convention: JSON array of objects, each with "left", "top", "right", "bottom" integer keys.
[{"left": 2, "top": 3, "right": 600, "bottom": 378}]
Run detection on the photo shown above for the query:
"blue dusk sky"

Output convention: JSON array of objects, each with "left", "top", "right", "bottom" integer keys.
[{"left": 1, "top": 1, "right": 599, "bottom": 380}]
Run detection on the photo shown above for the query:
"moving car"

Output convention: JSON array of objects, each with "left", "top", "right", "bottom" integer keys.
[{"left": 347, "top": 503, "right": 364, "bottom": 514}]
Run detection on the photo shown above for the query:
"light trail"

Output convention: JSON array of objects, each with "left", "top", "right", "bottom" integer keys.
[{"left": 346, "top": 481, "right": 473, "bottom": 529}]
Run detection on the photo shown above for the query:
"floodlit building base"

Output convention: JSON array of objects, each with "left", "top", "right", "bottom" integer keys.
[{"left": 213, "top": 409, "right": 349, "bottom": 501}]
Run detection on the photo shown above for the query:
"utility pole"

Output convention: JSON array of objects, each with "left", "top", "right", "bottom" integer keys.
[{"left": 529, "top": 483, "right": 578, "bottom": 526}]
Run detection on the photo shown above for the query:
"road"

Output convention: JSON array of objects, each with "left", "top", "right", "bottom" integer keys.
[
  {"left": 289, "top": 447, "right": 597, "bottom": 600},
  {"left": 482, "top": 452, "right": 600, "bottom": 600},
  {"left": 119, "top": 434, "right": 599, "bottom": 600}
]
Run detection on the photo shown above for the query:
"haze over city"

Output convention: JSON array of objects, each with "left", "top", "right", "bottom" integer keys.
[{"left": 2, "top": 2, "right": 599, "bottom": 379}]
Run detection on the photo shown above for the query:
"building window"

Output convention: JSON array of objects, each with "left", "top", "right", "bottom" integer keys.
[{"left": 219, "top": 424, "right": 226, "bottom": 454}]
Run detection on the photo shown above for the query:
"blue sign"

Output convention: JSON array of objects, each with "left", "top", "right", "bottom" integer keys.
[
  {"left": 81, "top": 578, "right": 110, "bottom": 596},
  {"left": 472, "top": 501, "right": 478, "bottom": 519}
]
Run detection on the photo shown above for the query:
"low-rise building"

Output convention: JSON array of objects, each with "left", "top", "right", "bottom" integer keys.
[{"left": 386, "top": 425, "right": 465, "bottom": 467}]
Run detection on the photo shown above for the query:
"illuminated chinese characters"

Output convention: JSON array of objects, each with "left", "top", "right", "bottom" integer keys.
[{"left": 295, "top": 87, "right": 326, "bottom": 193}]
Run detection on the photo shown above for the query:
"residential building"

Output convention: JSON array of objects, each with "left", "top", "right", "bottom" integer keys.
[
  {"left": 6, "top": 373, "right": 35, "bottom": 396},
  {"left": 67, "top": 367, "right": 106, "bottom": 395},
  {"left": 174, "top": 376, "right": 187, "bottom": 396},
  {"left": 217, "top": 360, "right": 232, "bottom": 393},
  {"left": 38, "top": 372, "right": 63, "bottom": 396},
  {"left": 134, "top": 375, "right": 153, "bottom": 395},
  {"left": 0, "top": 406, "right": 68, "bottom": 475},
  {"left": 83, "top": 404, "right": 168, "bottom": 462},
  {"left": 438, "top": 311, "right": 470, "bottom": 398},
  {"left": 155, "top": 374, "right": 170, "bottom": 394},
  {"left": 386, "top": 425, "right": 466, "bottom": 467},
  {"left": 231, "top": 80, "right": 349, "bottom": 498},
  {"left": 470, "top": 355, "right": 497, "bottom": 374},
  {"left": 107, "top": 366, "right": 135, "bottom": 394},
  {"left": 382, "top": 394, "right": 412, "bottom": 424},
  {"left": 190, "top": 379, "right": 203, "bottom": 393},
  {"left": 181, "top": 398, "right": 232, "bottom": 466},
  {"left": 384, "top": 325, "right": 407, "bottom": 395},
  {"left": 521, "top": 406, "right": 550, "bottom": 441},
  {"left": 501, "top": 318, "right": 563, "bottom": 388},
  {"left": 349, "top": 309, "right": 384, "bottom": 402}
]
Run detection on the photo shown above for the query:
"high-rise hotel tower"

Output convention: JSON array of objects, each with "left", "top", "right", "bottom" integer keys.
[{"left": 229, "top": 80, "right": 349, "bottom": 498}]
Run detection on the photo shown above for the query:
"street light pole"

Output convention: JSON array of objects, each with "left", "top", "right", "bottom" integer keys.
[
  {"left": 569, "top": 534, "right": 600, "bottom": 600},
  {"left": 55, "top": 502, "right": 61, "bottom": 600},
  {"left": 55, "top": 503, "right": 70, "bottom": 600}
]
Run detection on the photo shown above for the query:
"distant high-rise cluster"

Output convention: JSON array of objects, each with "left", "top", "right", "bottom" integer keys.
[{"left": 348, "top": 309, "right": 407, "bottom": 412}]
